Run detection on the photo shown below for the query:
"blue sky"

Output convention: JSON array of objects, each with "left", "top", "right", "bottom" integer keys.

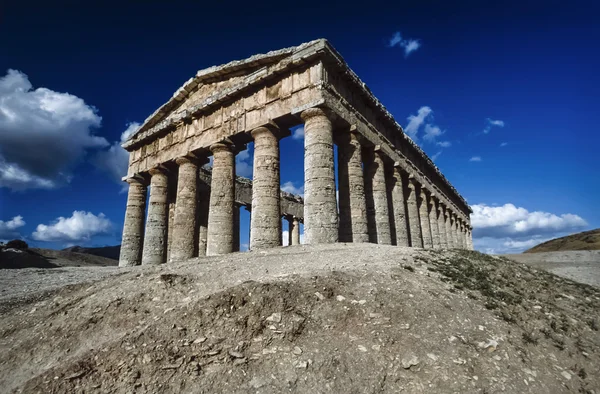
[{"left": 1, "top": 0, "right": 598, "bottom": 253}]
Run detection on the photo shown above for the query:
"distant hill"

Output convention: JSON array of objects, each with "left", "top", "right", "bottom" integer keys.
[
  {"left": 524, "top": 228, "right": 600, "bottom": 253},
  {"left": 1, "top": 247, "right": 118, "bottom": 269},
  {"left": 62, "top": 245, "right": 121, "bottom": 260}
]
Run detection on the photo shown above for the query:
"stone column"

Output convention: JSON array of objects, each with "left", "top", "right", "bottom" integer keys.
[
  {"left": 418, "top": 187, "right": 433, "bottom": 249},
  {"left": 468, "top": 226, "right": 474, "bottom": 250},
  {"left": 460, "top": 220, "right": 467, "bottom": 249},
  {"left": 451, "top": 213, "right": 460, "bottom": 248},
  {"left": 406, "top": 177, "right": 423, "bottom": 248},
  {"left": 233, "top": 202, "right": 241, "bottom": 252},
  {"left": 197, "top": 187, "right": 210, "bottom": 256},
  {"left": 364, "top": 148, "right": 392, "bottom": 245},
  {"left": 119, "top": 176, "right": 147, "bottom": 267},
  {"left": 445, "top": 209, "right": 454, "bottom": 248},
  {"left": 389, "top": 165, "right": 409, "bottom": 247},
  {"left": 250, "top": 126, "right": 281, "bottom": 250},
  {"left": 301, "top": 107, "right": 338, "bottom": 244},
  {"left": 206, "top": 142, "right": 235, "bottom": 256},
  {"left": 142, "top": 167, "right": 169, "bottom": 265},
  {"left": 437, "top": 202, "right": 448, "bottom": 248},
  {"left": 170, "top": 157, "right": 199, "bottom": 263},
  {"left": 428, "top": 193, "right": 441, "bottom": 249},
  {"left": 337, "top": 130, "right": 369, "bottom": 243},
  {"left": 291, "top": 217, "right": 301, "bottom": 245}
]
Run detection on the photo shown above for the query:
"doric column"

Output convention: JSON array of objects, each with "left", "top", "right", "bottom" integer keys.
[
  {"left": 119, "top": 176, "right": 147, "bottom": 267},
  {"left": 291, "top": 216, "right": 301, "bottom": 245},
  {"left": 468, "top": 226, "right": 474, "bottom": 250},
  {"left": 418, "top": 187, "right": 433, "bottom": 249},
  {"left": 249, "top": 126, "right": 281, "bottom": 250},
  {"left": 389, "top": 165, "right": 409, "bottom": 246},
  {"left": 364, "top": 148, "right": 392, "bottom": 245},
  {"left": 197, "top": 187, "right": 210, "bottom": 256},
  {"left": 437, "top": 201, "right": 448, "bottom": 248},
  {"left": 451, "top": 213, "right": 459, "bottom": 248},
  {"left": 445, "top": 208, "right": 454, "bottom": 248},
  {"left": 460, "top": 220, "right": 467, "bottom": 249},
  {"left": 206, "top": 142, "right": 235, "bottom": 256},
  {"left": 337, "top": 129, "right": 369, "bottom": 243},
  {"left": 406, "top": 177, "right": 423, "bottom": 248},
  {"left": 142, "top": 167, "right": 169, "bottom": 265},
  {"left": 301, "top": 107, "right": 338, "bottom": 244},
  {"left": 170, "top": 156, "right": 199, "bottom": 263},
  {"left": 428, "top": 193, "right": 441, "bottom": 249}
]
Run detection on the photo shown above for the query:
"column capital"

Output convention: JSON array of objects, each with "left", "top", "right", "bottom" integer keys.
[
  {"left": 210, "top": 140, "right": 234, "bottom": 154},
  {"left": 148, "top": 165, "right": 169, "bottom": 176},
  {"left": 250, "top": 123, "right": 280, "bottom": 139},
  {"left": 300, "top": 106, "right": 333, "bottom": 122},
  {"left": 175, "top": 155, "right": 201, "bottom": 166},
  {"left": 123, "top": 174, "right": 148, "bottom": 185}
]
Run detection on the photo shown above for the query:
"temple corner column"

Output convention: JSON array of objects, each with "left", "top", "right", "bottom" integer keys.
[{"left": 119, "top": 175, "right": 148, "bottom": 267}]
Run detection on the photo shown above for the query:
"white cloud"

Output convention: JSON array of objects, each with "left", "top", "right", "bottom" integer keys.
[
  {"left": 291, "top": 125, "right": 304, "bottom": 140},
  {"left": 93, "top": 122, "right": 140, "bottom": 185},
  {"left": 431, "top": 151, "right": 442, "bottom": 161},
  {"left": 500, "top": 142, "right": 508, "bottom": 147},
  {"left": 469, "top": 156, "right": 482, "bottom": 162},
  {"left": 472, "top": 203, "right": 587, "bottom": 239},
  {"left": 32, "top": 211, "right": 112, "bottom": 242},
  {"left": 0, "top": 69, "right": 106, "bottom": 190},
  {"left": 436, "top": 141, "right": 451, "bottom": 148},
  {"left": 281, "top": 181, "right": 304, "bottom": 197},
  {"left": 483, "top": 118, "right": 505, "bottom": 134},
  {"left": 387, "top": 32, "right": 422, "bottom": 57},
  {"left": 423, "top": 124, "right": 444, "bottom": 142},
  {"left": 0, "top": 215, "right": 25, "bottom": 239},
  {"left": 405, "top": 106, "right": 432, "bottom": 141}
]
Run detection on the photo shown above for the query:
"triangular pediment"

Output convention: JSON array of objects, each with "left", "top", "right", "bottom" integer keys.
[{"left": 126, "top": 39, "right": 325, "bottom": 144}]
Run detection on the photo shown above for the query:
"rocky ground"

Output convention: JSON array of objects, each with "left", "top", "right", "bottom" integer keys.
[{"left": 0, "top": 244, "right": 598, "bottom": 393}]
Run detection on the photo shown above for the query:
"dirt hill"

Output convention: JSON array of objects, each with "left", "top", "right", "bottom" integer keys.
[
  {"left": 525, "top": 229, "right": 600, "bottom": 253},
  {"left": 0, "top": 244, "right": 598, "bottom": 393},
  {"left": 62, "top": 245, "right": 121, "bottom": 260},
  {"left": 0, "top": 247, "right": 118, "bottom": 269}
]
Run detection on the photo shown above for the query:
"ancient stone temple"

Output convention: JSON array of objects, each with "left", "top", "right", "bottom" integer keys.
[{"left": 118, "top": 39, "right": 473, "bottom": 267}]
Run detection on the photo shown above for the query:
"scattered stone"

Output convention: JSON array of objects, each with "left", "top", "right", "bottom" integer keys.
[
  {"left": 315, "top": 292, "right": 325, "bottom": 301},
  {"left": 193, "top": 337, "right": 207, "bottom": 344},
  {"left": 427, "top": 353, "right": 438, "bottom": 361},
  {"left": 292, "top": 346, "right": 303, "bottom": 355},
  {"left": 402, "top": 355, "right": 419, "bottom": 369},
  {"left": 228, "top": 350, "right": 244, "bottom": 359},
  {"left": 561, "top": 371, "right": 572, "bottom": 380},
  {"left": 266, "top": 312, "right": 282, "bottom": 323},
  {"left": 358, "top": 345, "right": 368, "bottom": 352},
  {"left": 336, "top": 295, "right": 346, "bottom": 302}
]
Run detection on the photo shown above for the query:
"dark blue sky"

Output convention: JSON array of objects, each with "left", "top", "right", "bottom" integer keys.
[{"left": 1, "top": 0, "right": 598, "bottom": 253}]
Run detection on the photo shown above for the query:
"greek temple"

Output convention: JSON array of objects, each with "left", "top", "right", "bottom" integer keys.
[{"left": 118, "top": 39, "right": 473, "bottom": 267}]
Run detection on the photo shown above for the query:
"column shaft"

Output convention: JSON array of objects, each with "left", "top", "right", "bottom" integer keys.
[
  {"left": 437, "top": 203, "right": 448, "bottom": 248},
  {"left": 445, "top": 210, "right": 454, "bottom": 248},
  {"left": 119, "top": 177, "right": 147, "bottom": 267},
  {"left": 406, "top": 178, "right": 423, "bottom": 248},
  {"left": 250, "top": 126, "right": 281, "bottom": 249},
  {"left": 337, "top": 131, "right": 369, "bottom": 243},
  {"left": 301, "top": 108, "right": 338, "bottom": 244},
  {"left": 451, "top": 215, "right": 459, "bottom": 248},
  {"left": 170, "top": 157, "right": 199, "bottom": 262},
  {"left": 142, "top": 168, "right": 169, "bottom": 265},
  {"left": 418, "top": 188, "right": 433, "bottom": 249},
  {"left": 291, "top": 217, "right": 300, "bottom": 245},
  {"left": 389, "top": 166, "right": 409, "bottom": 247},
  {"left": 197, "top": 188, "right": 210, "bottom": 256},
  {"left": 429, "top": 195, "right": 441, "bottom": 249},
  {"left": 364, "top": 149, "right": 392, "bottom": 244},
  {"left": 206, "top": 142, "right": 235, "bottom": 256}
]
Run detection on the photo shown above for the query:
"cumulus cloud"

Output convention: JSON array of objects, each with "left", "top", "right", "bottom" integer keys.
[
  {"left": 472, "top": 203, "right": 587, "bottom": 239},
  {"left": 236, "top": 147, "right": 253, "bottom": 178},
  {"left": 0, "top": 215, "right": 25, "bottom": 239},
  {"left": 404, "top": 106, "right": 432, "bottom": 141},
  {"left": 469, "top": 156, "right": 482, "bottom": 162},
  {"left": 483, "top": 118, "right": 505, "bottom": 134},
  {"left": 93, "top": 122, "right": 140, "bottom": 185},
  {"left": 281, "top": 181, "right": 304, "bottom": 197},
  {"left": 471, "top": 203, "right": 588, "bottom": 254},
  {"left": 0, "top": 69, "right": 106, "bottom": 190},
  {"left": 32, "top": 211, "right": 112, "bottom": 242},
  {"left": 431, "top": 151, "right": 442, "bottom": 161},
  {"left": 423, "top": 124, "right": 444, "bottom": 142},
  {"left": 436, "top": 141, "right": 451, "bottom": 148},
  {"left": 387, "top": 32, "right": 422, "bottom": 57},
  {"left": 291, "top": 125, "right": 304, "bottom": 140}
]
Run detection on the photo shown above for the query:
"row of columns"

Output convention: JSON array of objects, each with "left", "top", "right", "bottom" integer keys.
[{"left": 119, "top": 105, "right": 472, "bottom": 267}]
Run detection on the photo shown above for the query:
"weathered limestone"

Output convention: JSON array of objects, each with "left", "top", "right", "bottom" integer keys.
[
  {"left": 460, "top": 220, "right": 467, "bottom": 249},
  {"left": 142, "top": 167, "right": 169, "bottom": 265},
  {"left": 428, "top": 193, "right": 441, "bottom": 249},
  {"left": 406, "top": 177, "right": 423, "bottom": 248},
  {"left": 364, "top": 148, "right": 392, "bottom": 245},
  {"left": 445, "top": 209, "right": 454, "bottom": 248},
  {"left": 389, "top": 165, "right": 409, "bottom": 246},
  {"left": 451, "top": 213, "right": 460, "bottom": 248},
  {"left": 291, "top": 217, "right": 301, "bottom": 245},
  {"left": 437, "top": 202, "right": 448, "bottom": 248},
  {"left": 468, "top": 227, "right": 474, "bottom": 250},
  {"left": 337, "top": 130, "right": 369, "bottom": 243},
  {"left": 119, "top": 177, "right": 147, "bottom": 267},
  {"left": 206, "top": 142, "right": 235, "bottom": 256},
  {"left": 301, "top": 108, "right": 338, "bottom": 244},
  {"left": 170, "top": 157, "right": 199, "bottom": 262},
  {"left": 418, "top": 187, "right": 434, "bottom": 249},
  {"left": 249, "top": 126, "right": 281, "bottom": 250}
]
